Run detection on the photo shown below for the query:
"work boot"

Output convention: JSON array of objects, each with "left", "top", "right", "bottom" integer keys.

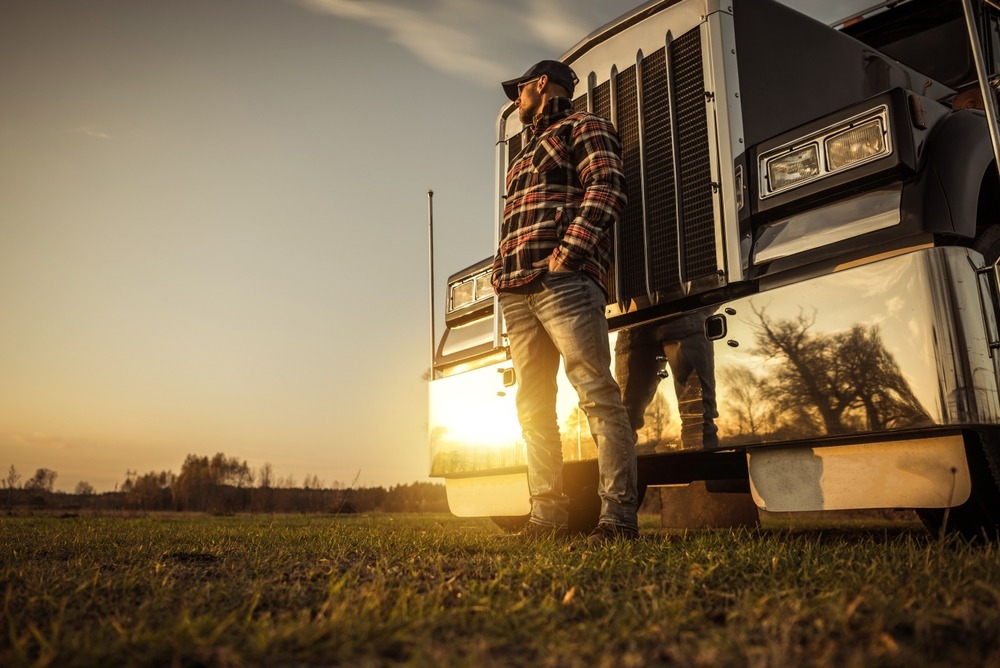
[
  {"left": 513, "top": 520, "right": 569, "bottom": 540},
  {"left": 586, "top": 522, "right": 638, "bottom": 545}
]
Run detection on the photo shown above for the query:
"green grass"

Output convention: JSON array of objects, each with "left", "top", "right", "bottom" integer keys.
[{"left": 2, "top": 513, "right": 999, "bottom": 667}]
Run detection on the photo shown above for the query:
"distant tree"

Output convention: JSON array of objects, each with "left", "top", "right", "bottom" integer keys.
[
  {"left": 4, "top": 465, "right": 20, "bottom": 513},
  {"left": 4, "top": 465, "right": 19, "bottom": 489},
  {"left": 382, "top": 482, "right": 448, "bottom": 512},
  {"left": 172, "top": 455, "right": 213, "bottom": 510},
  {"left": 345, "top": 485, "right": 388, "bottom": 512},
  {"left": 129, "top": 471, "right": 175, "bottom": 511},
  {"left": 252, "top": 462, "right": 276, "bottom": 513},
  {"left": 258, "top": 463, "right": 274, "bottom": 489},
  {"left": 24, "top": 468, "right": 57, "bottom": 493},
  {"left": 74, "top": 481, "right": 96, "bottom": 496},
  {"left": 172, "top": 453, "right": 253, "bottom": 513},
  {"left": 303, "top": 474, "right": 324, "bottom": 490}
]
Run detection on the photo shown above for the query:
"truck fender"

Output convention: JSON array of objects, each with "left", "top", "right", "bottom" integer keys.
[{"left": 909, "top": 109, "right": 997, "bottom": 238}]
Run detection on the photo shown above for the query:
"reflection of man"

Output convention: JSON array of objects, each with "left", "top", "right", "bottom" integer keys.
[
  {"left": 492, "top": 60, "right": 639, "bottom": 543},
  {"left": 616, "top": 313, "right": 719, "bottom": 449}
]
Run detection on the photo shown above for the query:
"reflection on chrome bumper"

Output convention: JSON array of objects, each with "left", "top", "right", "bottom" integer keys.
[{"left": 429, "top": 247, "right": 1000, "bottom": 477}]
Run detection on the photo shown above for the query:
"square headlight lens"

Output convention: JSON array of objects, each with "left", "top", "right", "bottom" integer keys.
[
  {"left": 474, "top": 273, "right": 493, "bottom": 300},
  {"left": 825, "top": 118, "right": 887, "bottom": 171},
  {"left": 449, "top": 280, "right": 474, "bottom": 311},
  {"left": 766, "top": 143, "right": 820, "bottom": 193}
]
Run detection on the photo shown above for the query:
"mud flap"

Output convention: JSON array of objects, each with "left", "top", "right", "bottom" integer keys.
[{"left": 747, "top": 435, "right": 971, "bottom": 512}]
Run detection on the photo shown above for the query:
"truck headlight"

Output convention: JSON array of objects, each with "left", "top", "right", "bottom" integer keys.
[
  {"left": 445, "top": 258, "right": 495, "bottom": 327},
  {"left": 760, "top": 105, "right": 891, "bottom": 198},
  {"left": 450, "top": 280, "right": 476, "bottom": 311},
  {"left": 825, "top": 118, "right": 887, "bottom": 171},
  {"left": 449, "top": 269, "right": 493, "bottom": 312},
  {"left": 767, "top": 143, "right": 821, "bottom": 192}
]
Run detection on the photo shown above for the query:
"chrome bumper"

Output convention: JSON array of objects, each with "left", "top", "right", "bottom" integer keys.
[{"left": 429, "top": 246, "right": 1000, "bottom": 477}]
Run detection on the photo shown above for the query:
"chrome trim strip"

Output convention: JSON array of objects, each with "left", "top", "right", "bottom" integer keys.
[
  {"left": 705, "top": 6, "right": 747, "bottom": 283},
  {"left": 753, "top": 188, "right": 902, "bottom": 264}
]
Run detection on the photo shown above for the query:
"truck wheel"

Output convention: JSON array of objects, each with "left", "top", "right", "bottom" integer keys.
[
  {"left": 916, "top": 429, "right": 1000, "bottom": 541},
  {"left": 973, "top": 222, "right": 1000, "bottom": 263}
]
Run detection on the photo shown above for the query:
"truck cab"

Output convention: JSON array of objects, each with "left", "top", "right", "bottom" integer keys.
[{"left": 429, "top": 0, "right": 1000, "bottom": 537}]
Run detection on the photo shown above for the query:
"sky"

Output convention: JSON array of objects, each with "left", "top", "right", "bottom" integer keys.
[{"left": 0, "top": 0, "right": 860, "bottom": 493}]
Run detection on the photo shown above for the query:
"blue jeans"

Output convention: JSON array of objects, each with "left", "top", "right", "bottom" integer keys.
[{"left": 498, "top": 271, "right": 638, "bottom": 531}]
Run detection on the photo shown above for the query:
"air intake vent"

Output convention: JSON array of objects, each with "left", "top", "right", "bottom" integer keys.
[{"left": 617, "top": 27, "right": 718, "bottom": 306}]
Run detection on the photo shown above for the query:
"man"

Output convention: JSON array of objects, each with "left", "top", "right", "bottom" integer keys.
[{"left": 492, "top": 60, "right": 638, "bottom": 543}]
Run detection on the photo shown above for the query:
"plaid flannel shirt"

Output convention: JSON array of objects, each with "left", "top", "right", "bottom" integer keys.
[{"left": 492, "top": 97, "right": 627, "bottom": 293}]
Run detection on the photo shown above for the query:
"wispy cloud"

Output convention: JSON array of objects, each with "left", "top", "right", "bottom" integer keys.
[
  {"left": 291, "top": 0, "right": 511, "bottom": 84},
  {"left": 74, "top": 125, "right": 111, "bottom": 140},
  {"left": 287, "top": 0, "right": 598, "bottom": 86},
  {"left": 523, "top": 0, "right": 592, "bottom": 52}
]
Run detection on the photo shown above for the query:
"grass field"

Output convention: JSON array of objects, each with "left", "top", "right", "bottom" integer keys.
[{"left": 2, "top": 512, "right": 999, "bottom": 667}]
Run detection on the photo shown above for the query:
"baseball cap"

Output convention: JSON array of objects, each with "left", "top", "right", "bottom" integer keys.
[{"left": 501, "top": 60, "right": 579, "bottom": 101}]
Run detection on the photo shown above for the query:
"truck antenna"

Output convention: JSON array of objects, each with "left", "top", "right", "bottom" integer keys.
[{"left": 427, "top": 189, "right": 436, "bottom": 376}]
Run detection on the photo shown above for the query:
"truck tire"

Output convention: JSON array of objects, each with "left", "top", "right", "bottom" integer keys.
[
  {"left": 972, "top": 222, "right": 1000, "bottom": 265},
  {"left": 916, "top": 429, "right": 1000, "bottom": 541}
]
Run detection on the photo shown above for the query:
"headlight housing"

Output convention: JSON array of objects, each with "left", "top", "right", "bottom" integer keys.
[
  {"left": 760, "top": 105, "right": 891, "bottom": 199},
  {"left": 445, "top": 258, "right": 494, "bottom": 327}
]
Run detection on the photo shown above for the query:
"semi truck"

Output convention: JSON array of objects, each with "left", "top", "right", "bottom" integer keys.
[{"left": 428, "top": 0, "right": 1000, "bottom": 538}]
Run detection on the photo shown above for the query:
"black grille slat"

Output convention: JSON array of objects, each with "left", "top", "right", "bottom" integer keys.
[
  {"left": 594, "top": 81, "right": 611, "bottom": 121},
  {"left": 615, "top": 67, "right": 645, "bottom": 305},
  {"left": 573, "top": 94, "right": 588, "bottom": 113},
  {"left": 671, "top": 30, "right": 716, "bottom": 283},
  {"left": 593, "top": 81, "right": 616, "bottom": 301},
  {"left": 641, "top": 48, "right": 681, "bottom": 297}
]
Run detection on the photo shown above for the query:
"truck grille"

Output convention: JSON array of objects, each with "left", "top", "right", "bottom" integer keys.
[
  {"left": 624, "top": 27, "right": 716, "bottom": 305},
  {"left": 505, "top": 26, "right": 717, "bottom": 307}
]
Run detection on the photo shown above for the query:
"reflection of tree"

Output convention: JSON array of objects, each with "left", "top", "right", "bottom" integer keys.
[
  {"left": 561, "top": 406, "right": 596, "bottom": 460},
  {"left": 753, "top": 307, "right": 854, "bottom": 434},
  {"left": 720, "top": 366, "right": 779, "bottom": 438},
  {"left": 747, "top": 306, "right": 931, "bottom": 436},
  {"left": 638, "top": 392, "right": 673, "bottom": 448},
  {"left": 838, "top": 325, "right": 932, "bottom": 429}
]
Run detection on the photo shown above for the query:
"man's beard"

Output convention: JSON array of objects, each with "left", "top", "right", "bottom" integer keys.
[{"left": 518, "top": 101, "right": 538, "bottom": 126}]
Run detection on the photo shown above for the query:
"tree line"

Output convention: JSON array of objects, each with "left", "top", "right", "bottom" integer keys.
[{"left": 2, "top": 453, "right": 447, "bottom": 515}]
